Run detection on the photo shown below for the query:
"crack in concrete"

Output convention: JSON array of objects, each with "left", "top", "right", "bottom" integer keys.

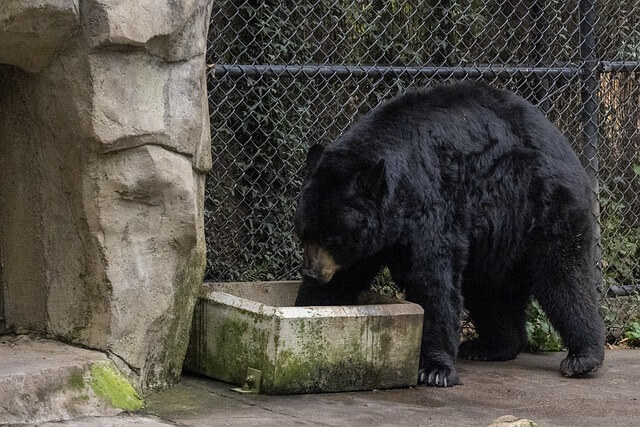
[{"left": 107, "top": 350, "right": 141, "bottom": 376}]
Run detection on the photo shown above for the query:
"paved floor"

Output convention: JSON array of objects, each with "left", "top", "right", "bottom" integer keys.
[{"left": 134, "top": 350, "right": 640, "bottom": 427}]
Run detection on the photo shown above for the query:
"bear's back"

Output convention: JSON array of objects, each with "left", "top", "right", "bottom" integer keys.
[
  {"left": 329, "top": 82, "right": 592, "bottom": 254},
  {"left": 337, "top": 81, "right": 585, "bottom": 186}
]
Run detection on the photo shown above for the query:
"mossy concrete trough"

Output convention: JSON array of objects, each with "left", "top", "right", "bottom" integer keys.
[{"left": 184, "top": 281, "right": 424, "bottom": 394}]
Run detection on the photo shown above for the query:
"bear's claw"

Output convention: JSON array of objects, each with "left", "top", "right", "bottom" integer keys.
[{"left": 418, "top": 365, "right": 458, "bottom": 387}]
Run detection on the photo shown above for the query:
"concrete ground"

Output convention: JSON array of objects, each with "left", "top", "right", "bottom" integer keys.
[
  {"left": 9, "top": 349, "right": 639, "bottom": 426},
  {"left": 131, "top": 350, "right": 640, "bottom": 427}
]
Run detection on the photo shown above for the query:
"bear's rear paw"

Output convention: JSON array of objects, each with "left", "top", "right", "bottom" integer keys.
[
  {"left": 458, "top": 339, "right": 520, "bottom": 361},
  {"left": 418, "top": 365, "right": 459, "bottom": 387},
  {"left": 560, "top": 354, "right": 602, "bottom": 377}
]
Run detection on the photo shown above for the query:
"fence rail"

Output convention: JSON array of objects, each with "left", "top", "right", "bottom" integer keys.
[
  {"left": 205, "top": 0, "right": 640, "bottom": 343},
  {"left": 211, "top": 62, "right": 640, "bottom": 79}
]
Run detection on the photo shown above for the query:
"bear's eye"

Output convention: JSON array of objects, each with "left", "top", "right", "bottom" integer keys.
[{"left": 342, "top": 207, "right": 366, "bottom": 228}]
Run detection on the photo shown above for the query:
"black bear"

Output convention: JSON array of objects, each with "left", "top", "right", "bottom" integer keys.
[{"left": 293, "top": 81, "right": 605, "bottom": 387}]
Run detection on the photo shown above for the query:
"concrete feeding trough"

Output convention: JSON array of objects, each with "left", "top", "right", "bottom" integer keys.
[{"left": 184, "top": 281, "right": 424, "bottom": 394}]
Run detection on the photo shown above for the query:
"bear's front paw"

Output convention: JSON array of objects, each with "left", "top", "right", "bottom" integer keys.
[
  {"left": 418, "top": 365, "right": 459, "bottom": 387},
  {"left": 560, "top": 354, "right": 602, "bottom": 377}
]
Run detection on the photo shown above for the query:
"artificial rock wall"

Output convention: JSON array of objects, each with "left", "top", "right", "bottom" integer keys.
[{"left": 0, "top": 0, "right": 213, "bottom": 391}]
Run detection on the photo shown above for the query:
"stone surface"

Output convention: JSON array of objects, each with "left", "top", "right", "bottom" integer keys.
[
  {"left": 89, "top": 52, "right": 167, "bottom": 151},
  {"left": 0, "top": 69, "right": 49, "bottom": 333},
  {"left": 0, "top": 336, "right": 136, "bottom": 424},
  {"left": 96, "top": 145, "right": 204, "bottom": 389},
  {"left": 184, "top": 282, "right": 424, "bottom": 394},
  {"left": 0, "top": 0, "right": 213, "bottom": 392},
  {"left": 82, "top": 0, "right": 200, "bottom": 52},
  {"left": 0, "top": 0, "right": 80, "bottom": 73},
  {"left": 81, "top": 0, "right": 211, "bottom": 63},
  {"left": 89, "top": 52, "right": 209, "bottom": 160}
]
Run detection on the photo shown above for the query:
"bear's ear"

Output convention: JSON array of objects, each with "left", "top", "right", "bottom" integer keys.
[
  {"left": 305, "top": 144, "right": 324, "bottom": 178},
  {"left": 365, "top": 158, "right": 387, "bottom": 199}
]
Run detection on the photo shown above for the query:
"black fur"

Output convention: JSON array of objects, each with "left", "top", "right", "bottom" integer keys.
[{"left": 294, "top": 81, "right": 605, "bottom": 387}]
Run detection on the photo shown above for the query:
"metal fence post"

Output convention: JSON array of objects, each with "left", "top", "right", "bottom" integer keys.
[
  {"left": 530, "top": 0, "right": 550, "bottom": 113},
  {"left": 579, "top": 0, "right": 603, "bottom": 293}
]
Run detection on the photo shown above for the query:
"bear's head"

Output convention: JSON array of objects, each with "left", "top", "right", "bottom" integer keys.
[{"left": 294, "top": 144, "right": 387, "bottom": 285}]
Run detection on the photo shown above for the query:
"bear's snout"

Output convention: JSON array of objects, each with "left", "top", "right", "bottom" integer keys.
[{"left": 302, "top": 243, "right": 340, "bottom": 284}]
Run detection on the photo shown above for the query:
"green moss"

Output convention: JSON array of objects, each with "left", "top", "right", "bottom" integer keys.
[
  {"left": 266, "top": 318, "right": 364, "bottom": 393},
  {"left": 145, "top": 250, "right": 206, "bottom": 390},
  {"left": 272, "top": 344, "right": 386, "bottom": 394},
  {"left": 199, "top": 315, "right": 277, "bottom": 387},
  {"left": 266, "top": 316, "right": 421, "bottom": 394},
  {"left": 378, "top": 332, "right": 392, "bottom": 356},
  {"left": 90, "top": 362, "right": 144, "bottom": 411},
  {"left": 68, "top": 370, "right": 85, "bottom": 390},
  {"left": 69, "top": 394, "right": 90, "bottom": 408}
]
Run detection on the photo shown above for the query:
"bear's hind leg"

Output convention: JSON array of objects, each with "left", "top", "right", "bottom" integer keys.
[
  {"left": 529, "top": 250, "right": 605, "bottom": 377},
  {"left": 459, "top": 285, "right": 529, "bottom": 361}
]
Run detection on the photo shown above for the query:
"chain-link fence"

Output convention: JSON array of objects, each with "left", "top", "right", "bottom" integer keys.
[{"left": 204, "top": 0, "right": 640, "bottom": 342}]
